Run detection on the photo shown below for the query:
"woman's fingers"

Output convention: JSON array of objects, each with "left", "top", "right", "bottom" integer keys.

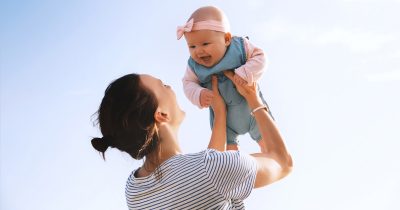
[
  {"left": 224, "top": 70, "right": 245, "bottom": 87},
  {"left": 223, "top": 70, "right": 235, "bottom": 82},
  {"left": 223, "top": 70, "right": 260, "bottom": 104},
  {"left": 223, "top": 70, "right": 245, "bottom": 95},
  {"left": 210, "top": 75, "right": 227, "bottom": 112},
  {"left": 212, "top": 75, "right": 220, "bottom": 95}
]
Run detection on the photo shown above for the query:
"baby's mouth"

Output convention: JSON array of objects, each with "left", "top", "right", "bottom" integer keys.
[{"left": 200, "top": 56, "right": 211, "bottom": 63}]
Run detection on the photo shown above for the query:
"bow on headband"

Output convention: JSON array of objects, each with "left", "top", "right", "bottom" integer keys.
[
  {"left": 176, "top": 19, "right": 194, "bottom": 40},
  {"left": 176, "top": 18, "right": 228, "bottom": 40}
]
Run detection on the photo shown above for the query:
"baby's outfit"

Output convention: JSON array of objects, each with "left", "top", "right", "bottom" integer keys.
[{"left": 182, "top": 36, "right": 273, "bottom": 145}]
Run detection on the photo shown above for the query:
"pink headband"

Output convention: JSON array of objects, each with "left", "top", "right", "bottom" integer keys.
[{"left": 176, "top": 18, "right": 228, "bottom": 40}]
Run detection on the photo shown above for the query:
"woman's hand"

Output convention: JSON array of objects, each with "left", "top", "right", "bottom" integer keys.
[
  {"left": 223, "top": 70, "right": 261, "bottom": 109},
  {"left": 233, "top": 74, "right": 248, "bottom": 86},
  {"left": 210, "top": 75, "right": 226, "bottom": 114}
]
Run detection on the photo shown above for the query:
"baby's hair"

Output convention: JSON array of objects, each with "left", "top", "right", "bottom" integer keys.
[{"left": 188, "top": 6, "right": 230, "bottom": 31}]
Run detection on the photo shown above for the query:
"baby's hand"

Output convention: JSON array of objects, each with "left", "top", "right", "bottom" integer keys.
[
  {"left": 200, "top": 89, "right": 214, "bottom": 108},
  {"left": 233, "top": 74, "right": 248, "bottom": 86}
]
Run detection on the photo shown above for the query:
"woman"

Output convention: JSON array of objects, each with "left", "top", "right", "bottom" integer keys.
[{"left": 91, "top": 71, "right": 292, "bottom": 209}]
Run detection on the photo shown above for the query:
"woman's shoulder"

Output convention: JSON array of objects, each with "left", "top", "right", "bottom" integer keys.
[
  {"left": 127, "top": 150, "right": 253, "bottom": 183},
  {"left": 174, "top": 149, "right": 234, "bottom": 160},
  {"left": 127, "top": 150, "right": 213, "bottom": 186},
  {"left": 203, "top": 148, "right": 246, "bottom": 159},
  {"left": 203, "top": 149, "right": 257, "bottom": 170}
]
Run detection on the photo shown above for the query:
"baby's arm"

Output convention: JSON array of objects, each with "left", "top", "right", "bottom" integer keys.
[
  {"left": 182, "top": 66, "right": 213, "bottom": 108},
  {"left": 234, "top": 38, "right": 267, "bottom": 85}
]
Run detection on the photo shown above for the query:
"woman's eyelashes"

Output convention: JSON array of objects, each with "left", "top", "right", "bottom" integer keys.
[{"left": 160, "top": 81, "right": 170, "bottom": 88}]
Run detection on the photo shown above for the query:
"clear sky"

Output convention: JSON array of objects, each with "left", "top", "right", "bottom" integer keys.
[{"left": 1, "top": 0, "right": 399, "bottom": 209}]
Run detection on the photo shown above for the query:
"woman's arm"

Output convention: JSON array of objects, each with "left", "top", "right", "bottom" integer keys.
[
  {"left": 207, "top": 75, "right": 227, "bottom": 152},
  {"left": 224, "top": 71, "right": 293, "bottom": 188}
]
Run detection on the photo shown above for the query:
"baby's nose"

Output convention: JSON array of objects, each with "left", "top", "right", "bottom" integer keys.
[{"left": 195, "top": 47, "right": 206, "bottom": 56}]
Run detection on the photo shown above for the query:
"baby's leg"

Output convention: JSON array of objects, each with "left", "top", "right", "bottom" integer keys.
[
  {"left": 250, "top": 116, "right": 268, "bottom": 153},
  {"left": 227, "top": 144, "right": 239, "bottom": 151},
  {"left": 227, "top": 126, "right": 239, "bottom": 151}
]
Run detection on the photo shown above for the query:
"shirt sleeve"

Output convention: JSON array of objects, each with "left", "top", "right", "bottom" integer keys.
[
  {"left": 182, "top": 66, "right": 206, "bottom": 109},
  {"left": 203, "top": 149, "right": 258, "bottom": 200},
  {"left": 234, "top": 38, "right": 268, "bottom": 85}
]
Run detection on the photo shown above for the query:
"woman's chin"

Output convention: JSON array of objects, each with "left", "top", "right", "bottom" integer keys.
[{"left": 178, "top": 109, "right": 186, "bottom": 122}]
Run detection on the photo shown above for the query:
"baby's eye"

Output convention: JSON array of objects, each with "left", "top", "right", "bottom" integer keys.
[
  {"left": 202, "top": 43, "right": 209, "bottom": 46},
  {"left": 189, "top": 45, "right": 196, "bottom": 49}
]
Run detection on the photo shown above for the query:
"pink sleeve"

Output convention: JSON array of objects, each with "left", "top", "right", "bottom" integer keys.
[
  {"left": 234, "top": 38, "right": 268, "bottom": 85},
  {"left": 182, "top": 66, "right": 206, "bottom": 109}
]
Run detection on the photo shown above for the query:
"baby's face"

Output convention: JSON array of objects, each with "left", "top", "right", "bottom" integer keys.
[{"left": 184, "top": 30, "right": 231, "bottom": 68}]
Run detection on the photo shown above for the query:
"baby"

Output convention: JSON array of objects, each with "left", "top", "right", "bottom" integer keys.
[{"left": 177, "top": 6, "right": 273, "bottom": 150}]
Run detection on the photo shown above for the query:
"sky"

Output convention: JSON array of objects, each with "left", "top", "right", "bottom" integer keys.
[{"left": 1, "top": 0, "right": 399, "bottom": 209}]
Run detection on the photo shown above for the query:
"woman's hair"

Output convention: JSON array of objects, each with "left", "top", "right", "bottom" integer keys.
[{"left": 91, "top": 73, "right": 160, "bottom": 160}]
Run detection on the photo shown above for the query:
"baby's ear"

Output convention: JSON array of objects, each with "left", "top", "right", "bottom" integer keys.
[{"left": 224, "top": 32, "right": 232, "bottom": 46}]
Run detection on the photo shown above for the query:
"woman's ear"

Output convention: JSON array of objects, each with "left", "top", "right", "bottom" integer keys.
[
  {"left": 224, "top": 32, "right": 232, "bottom": 46},
  {"left": 154, "top": 109, "right": 169, "bottom": 123}
]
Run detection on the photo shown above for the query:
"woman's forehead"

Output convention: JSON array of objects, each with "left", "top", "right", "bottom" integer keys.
[
  {"left": 140, "top": 74, "right": 158, "bottom": 83},
  {"left": 140, "top": 75, "right": 165, "bottom": 91}
]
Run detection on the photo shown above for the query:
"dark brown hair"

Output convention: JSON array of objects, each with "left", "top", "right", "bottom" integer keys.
[{"left": 91, "top": 73, "right": 160, "bottom": 160}]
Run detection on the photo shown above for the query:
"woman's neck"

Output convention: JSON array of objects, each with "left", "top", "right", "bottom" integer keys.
[{"left": 141, "top": 124, "right": 181, "bottom": 175}]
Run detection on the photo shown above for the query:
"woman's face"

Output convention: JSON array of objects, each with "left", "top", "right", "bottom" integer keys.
[{"left": 140, "top": 74, "right": 185, "bottom": 126}]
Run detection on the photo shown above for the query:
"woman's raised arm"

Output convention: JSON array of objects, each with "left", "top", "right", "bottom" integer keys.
[
  {"left": 207, "top": 75, "right": 227, "bottom": 152},
  {"left": 224, "top": 71, "right": 293, "bottom": 188}
]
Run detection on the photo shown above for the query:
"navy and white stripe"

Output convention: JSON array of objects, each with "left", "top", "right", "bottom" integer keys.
[{"left": 126, "top": 149, "right": 257, "bottom": 209}]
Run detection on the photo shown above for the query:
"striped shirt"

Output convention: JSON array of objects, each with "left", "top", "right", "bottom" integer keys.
[{"left": 125, "top": 149, "right": 257, "bottom": 209}]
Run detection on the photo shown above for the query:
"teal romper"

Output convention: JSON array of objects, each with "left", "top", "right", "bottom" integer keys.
[{"left": 188, "top": 36, "right": 274, "bottom": 145}]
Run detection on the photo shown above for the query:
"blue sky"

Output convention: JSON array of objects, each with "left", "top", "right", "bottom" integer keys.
[{"left": 1, "top": 0, "right": 399, "bottom": 209}]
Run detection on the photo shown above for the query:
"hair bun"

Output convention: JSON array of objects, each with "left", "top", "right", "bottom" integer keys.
[{"left": 91, "top": 137, "right": 109, "bottom": 153}]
